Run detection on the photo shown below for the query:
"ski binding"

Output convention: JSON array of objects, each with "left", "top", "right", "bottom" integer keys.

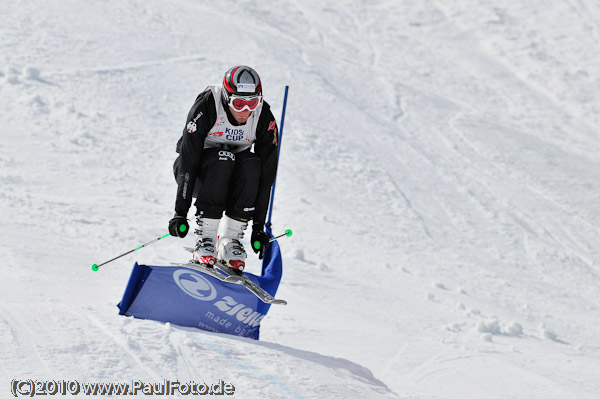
[{"left": 169, "top": 260, "right": 243, "bottom": 283}]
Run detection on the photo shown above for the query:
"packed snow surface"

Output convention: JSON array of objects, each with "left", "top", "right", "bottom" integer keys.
[{"left": 2, "top": 0, "right": 600, "bottom": 398}]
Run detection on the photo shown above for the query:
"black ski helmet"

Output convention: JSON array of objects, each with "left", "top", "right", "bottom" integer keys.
[{"left": 222, "top": 65, "right": 262, "bottom": 100}]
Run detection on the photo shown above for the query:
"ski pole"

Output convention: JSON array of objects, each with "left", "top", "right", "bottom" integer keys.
[
  {"left": 254, "top": 229, "right": 293, "bottom": 250},
  {"left": 91, "top": 226, "right": 187, "bottom": 272},
  {"left": 266, "top": 86, "right": 289, "bottom": 227}
]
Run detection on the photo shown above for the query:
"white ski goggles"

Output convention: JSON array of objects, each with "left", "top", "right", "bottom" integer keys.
[{"left": 227, "top": 94, "right": 262, "bottom": 112}]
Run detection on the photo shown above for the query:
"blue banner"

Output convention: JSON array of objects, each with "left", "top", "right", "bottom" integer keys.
[{"left": 118, "top": 231, "right": 283, "bottom": 340}]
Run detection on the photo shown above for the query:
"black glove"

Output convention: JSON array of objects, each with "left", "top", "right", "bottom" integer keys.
[
  {"left": 251, "top": 225, "right": 269, "bottom": 259},
  {"left": 169, "top": 215, "right": 189, "bottom": 238}
]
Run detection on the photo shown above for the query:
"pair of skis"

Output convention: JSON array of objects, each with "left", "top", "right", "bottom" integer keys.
[
  {"left": 172, "top": 253, "right": 287, "bottom": 305},
  {"left": 93, "top": 241, "right": 288, "bottom": 305}
]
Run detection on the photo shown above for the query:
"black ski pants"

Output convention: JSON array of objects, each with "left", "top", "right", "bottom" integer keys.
[{"left": 173, "top": 148, "right": 261, "bottom": 221}]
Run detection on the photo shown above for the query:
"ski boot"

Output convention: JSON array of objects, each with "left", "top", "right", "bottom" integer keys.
[
  {"left": 194, "top": 217, "right": 220, "bottom": 266},
  {"left": 218, "top": 216, "right": 248, "bottom": 271}
]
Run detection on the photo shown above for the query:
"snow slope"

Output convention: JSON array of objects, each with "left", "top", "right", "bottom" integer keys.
[{"left": 2, "top": 0, "right": 600, "bottom": 398}]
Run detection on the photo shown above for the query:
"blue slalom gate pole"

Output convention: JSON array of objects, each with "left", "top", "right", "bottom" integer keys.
[{"left": 266, "top": 85, "right": 289, "bottom": 228}]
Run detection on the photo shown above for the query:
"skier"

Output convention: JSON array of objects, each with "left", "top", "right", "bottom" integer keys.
[{"left": 168, "top": 66, "right": 279, "bottom": 272}]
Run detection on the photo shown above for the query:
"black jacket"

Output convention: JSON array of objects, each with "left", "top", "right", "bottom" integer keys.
[{"left": 174, "top": 88, "right": 279, "bottom": 226}]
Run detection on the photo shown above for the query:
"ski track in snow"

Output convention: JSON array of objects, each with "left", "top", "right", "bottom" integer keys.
[{"left": 2, "top": 0, "right": 600, "bottom": 398}]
